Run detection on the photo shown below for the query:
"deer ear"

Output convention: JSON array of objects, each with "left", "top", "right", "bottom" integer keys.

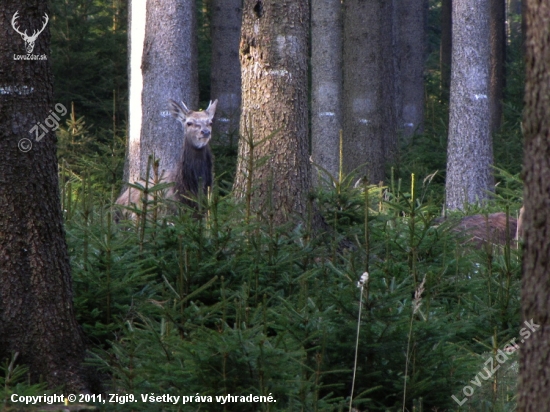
[
  {"left": 168, "top": 99, "right": 191, "bottom": 123},
  {"left": 205, "top": 99, "right": 218, "bottom": 117}
]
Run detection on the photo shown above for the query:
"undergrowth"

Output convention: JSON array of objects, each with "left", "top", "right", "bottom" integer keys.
[{"left": 23, "top": 163, "right": 519, "bottom": 412}]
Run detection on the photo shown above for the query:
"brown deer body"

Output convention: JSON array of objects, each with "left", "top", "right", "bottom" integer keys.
[
  {"left": 116, "top": 99, "right": 218, "bottom": 219},
  {"left": 453, "top": 207, "right": 524, "bottom": 247}
]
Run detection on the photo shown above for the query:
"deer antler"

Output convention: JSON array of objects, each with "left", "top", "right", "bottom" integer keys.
[
  {"left": 29, "top": 13, "right": 49, "bottom": 41},
  {"left": 11, "top": 11, "right": 48, "bottom": 41},
  {"left": 11, "top": 11, "right": 27, "bottom": 38}
]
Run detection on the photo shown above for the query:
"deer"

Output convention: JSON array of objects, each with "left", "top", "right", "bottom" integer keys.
[
  {"left": 11, "top": 11, "right": 49, "bottom": 54},
  {"left": 452, "top": 206, "right": 524, "bottom": 248},
  {"left": 116, "top": 99, "right": 218, "bottom": 221}
]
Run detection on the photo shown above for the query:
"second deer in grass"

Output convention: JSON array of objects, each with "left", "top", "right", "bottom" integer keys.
[
  {"left": 454, "top": 207, "right": 524, "bottom": 247},
  {"left": 116, "top": 99, "right": 218, "bottom": 218}
]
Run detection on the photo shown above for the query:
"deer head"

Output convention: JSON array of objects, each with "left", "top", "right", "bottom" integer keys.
[
  {"left": 168, "top": 99, "right": 218, "bottom": 149},
  {"left": 12, "top": 11, "right": 49, "bottom": 54}
]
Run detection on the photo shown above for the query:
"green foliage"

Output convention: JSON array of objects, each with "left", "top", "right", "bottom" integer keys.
[
  {"left": 51, "top": 0, "right": 128, "bottom": 135},
  {"left": 54, "top": 156, "right": 522, "bottom": 411},
  {"left": 41, "top": 2, "right": 525, "bottom": 411},
  {"left": 0, "top": 353, "right": 49, "bottom": 411}
]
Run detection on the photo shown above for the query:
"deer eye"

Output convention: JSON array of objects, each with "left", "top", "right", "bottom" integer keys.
[{"left": 186, "top": 122, "right": 193, "bottom": 127}]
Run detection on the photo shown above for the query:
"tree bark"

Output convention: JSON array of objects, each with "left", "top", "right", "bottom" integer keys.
[
  {"left": 394, "top": 0, "right": 426, "bottom": 139},
  {"left": 0, "top": 1, "right": 87, "bottom": 390},
  {"left": 132, "top": 0, "right": 198, "bottom": 184},
  {"left": 445, "top": 0, "right": 493, "bottom": 210},
  {"left": 517, "top": 1, "right": 550, "bottom": 410},
  {"left": 210, "top": 0, "right": 242, "bottom": 143},
  {"left": 343, "top": 0, "right": 396, "bottom": 184},
  {"left": 490, "top": 0, "right": 506, "bottom": 133},
  {"left": 440, "top": 0, "right": 452, "bottom": 100},
  {"left": 233, "top": 0, "right": 311, "bottom": 223},
  {"left": 311, "top": 0, "right": 342, "bottom": 186}
]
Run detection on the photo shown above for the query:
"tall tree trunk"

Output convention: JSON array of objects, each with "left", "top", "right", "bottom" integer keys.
[
  {"left": 445, "top": 0, "right": 493, "bottom": 210},
  {"left": 125, "top": 0, "right": 146, "bottom": 185},
  {"left": 129, "top": 0, "right": 199, "bottom": 184},
  {"left": 517, "top": 1, "right": 550, "bottom": 410},
  {"left": 233, "top": 0, "right": 311, "bottom": 223},
  {"left": 210, "top": 0, "right": 242, "bottom": 143},
  {"left": 394, "top": 0, "right": 426, "bottom": 139},
  {"left": 440, "top": 0, "right": 452, "bottom": 100},
  {"left": 490, "top": 0, "right": 506, "bottom": 133},
  {"left": 0, "top": 2, "right": 87, "bottom": 390},
  {"left": 343, "top": 0, "right": 396, "bottom": 184},
  {"left": 311, "top": 0, "right": 342, "bottom": 185}
]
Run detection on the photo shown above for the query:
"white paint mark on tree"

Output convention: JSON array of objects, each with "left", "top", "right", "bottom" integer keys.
[{"left": 0, "top": 85, "right": 34, "bottom": 95}]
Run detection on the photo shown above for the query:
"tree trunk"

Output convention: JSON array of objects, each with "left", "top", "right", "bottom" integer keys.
[
  {"left": 311, "top": 0, "right": 343, "bottom": 186},
  {"left": 130, "top": 0, "right": 199, "bottom": 184},
  {"left": 440, "top": 0, "right": 452, "bottom": 100},
  {"left": 490, "top": 0, "right": 506, "bottom": 133},
  {"left": 233, "top": 0, "right": 311, "bottom": 223},
  {"left": 394, "top": 0, "right": 426, "bottom": 139},
  {"left": 517, "top": 1, "right": 550, "bottom": 410},
  {"left": 343, "top": 0, "right": 396, "bottom": 184},
  {"left": 210, "top": 0, "right": 242, "bottom": 143},
  {"left": 0, "top": 2, "right": 87, "bottom": 390},
  {"left": 445, "top": 0, "right": 493, "bottom": 210}
]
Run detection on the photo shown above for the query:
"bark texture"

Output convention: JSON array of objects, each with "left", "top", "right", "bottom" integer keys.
[
  {"left": 233, "top": 0, "right": 311, "bottom": 222},
  {"left": 343, "top": 0, "right": 396, "bottom": 184},
  {"left": 0, "top": 2, "right": 87, "bottom": 390},
  {"left": 445, "top": 0, "right": 493, "bottom": 210},
  {"left": 311, "top": 0, "right": 342, "bottom": 185},
  {"left": 394, "top": 0, "right": 426, "bottom": 139},
  {"left": 490, "top": 0, "right": 506, "bottom": 133},
  {"left": 138, "top": 0, "right": 198, "bottom": 182},
  {"left": 210, "top": 0, "right": 242, "bottom": 142},
  {"left": 517, "top": 1, "right": 550, "bottom": 410}
]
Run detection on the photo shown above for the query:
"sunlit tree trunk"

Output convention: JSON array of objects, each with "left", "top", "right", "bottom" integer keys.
[
  {"left": 311, "top": 0, "right": 342, "bottom": 186},
  {"left": 233, "top": 0, "right": 311, "bottom": 223},
  {"left": 445, "top": 0, "right": 493, "bottom": 210},
  {"left": 517, "top": 1, "right": 550, "bottom": 410},
  {"left": 127, "top": 0, "right": 199, "bottom": 185},
  {"left": 0, "top": 1, "right": 87, "bottom": 390}
]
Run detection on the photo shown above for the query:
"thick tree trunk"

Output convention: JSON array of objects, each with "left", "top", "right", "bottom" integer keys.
[
  {"left": 132, "top": 0, "right": 198, "bottom": 183},
  {"left": 343, "top": 0, "right": 396, "bottom": 184},
  {"left": 0, "top": 2, "right": 87, "bottom": 390},
  {"left": 125, "top": 0, "right": 146, "bottom": 185},
  {"left": 311, "top": 0, "right": 342, "bottom": 186},
  {"left": 394, "top": 0, "right": 426, "bottom": 139},
  {"left": 233, "top": 0, "right": 311, "bottom": 222},
  {"left": 517, "top": 1, "right": 550, "bottom": 410},
  {"left": 490, "top": 0, "right": 506, "bottom": 133},
  {"left": 210, "top": 0, "right": 242, "bottom": 143},
  {"left": 440, "top": 0, "right": 452, "bottom": 100},
  {"left": 445, "top": 0, "right": 493, "bottom": 210}
]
